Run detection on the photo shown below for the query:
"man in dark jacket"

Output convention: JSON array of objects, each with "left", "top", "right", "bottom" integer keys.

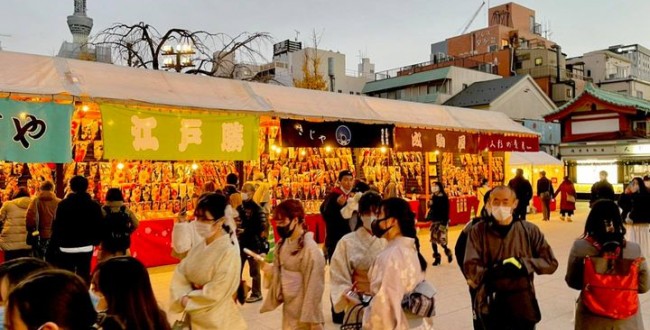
[
  {"left": 237, "top": 183, "right": 268, "bottom": 303},
  {"left": 49, "top": 175, "right": 102, "bottom": 284},
  {"left": 536, "top": 171, "right": 555, "bottom": 221},
  {"left": 590, "top": 170, "right": 615, "bottom": 207},
  {"left": 508, "top": 168, "right": 533, "bottom": 221},
  {"left": 464, "top": 186, "right": 558, "bottom": 329},
  {"left": 320, "top": 169, "right": 354, "bottom": 324}
]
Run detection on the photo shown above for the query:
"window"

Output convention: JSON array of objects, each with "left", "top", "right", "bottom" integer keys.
[
  {"left": 637, "top": 91, "right": 644, "bottom": 99},
  {"left": 488, "top": 44, "right": 498, "bottom": 53},
  {"left": 338, "top": 90, "right": 342, "bottom": 93},
  {"left": 587, "top": 69, "right": 591, "bottom": 77},
  {"left": 534, "top": 57, "right": 543, "bottom": 66},
  {"left": 349, "top": 91, "right": 354, "bottom": 95},
  {"left": 462, "top": 83, "right": 468, "bottom": 90},
  {"left": 501, "top": 39, "right": 509, "bottom": 49}
]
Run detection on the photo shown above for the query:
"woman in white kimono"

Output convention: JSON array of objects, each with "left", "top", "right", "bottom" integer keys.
[
  {"left": 330, "top": 191, "right": 386, "bottom": 323},
  {"left": 364, "top": 197, "right": 434, "bottom": 330},
  {"left": 260, "top": 199, "right": 326, "bottom": 329},
  {"left": 170, "top": 193, "right": 246, "bottom": 329}
]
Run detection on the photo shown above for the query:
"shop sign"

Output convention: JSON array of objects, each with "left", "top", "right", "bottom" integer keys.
[
  {"left": 280, "top": 119, "right": 393, "bottom": 148},
  {"left": 478, "top": 134, "right": 539, "bottom": 152},
  {"left": 0, "top": 99, "right": 73, "bottom": 163},
  {"left": 101, "top": 104, "right": 259, "bottom": 161},
  {"left": 393, "top": 127, "right": 477, "bottom": 153}
]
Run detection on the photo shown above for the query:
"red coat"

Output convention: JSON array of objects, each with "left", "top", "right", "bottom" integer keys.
[{"left": 554, "top": 180, "right": 577, "bottom": 211}]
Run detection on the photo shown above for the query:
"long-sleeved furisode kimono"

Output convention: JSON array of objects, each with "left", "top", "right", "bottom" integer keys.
[
  {"left": 330, "top": 228, "right": 386, "bottom": 315},
  {"left": 260, "top": 231, "right": 326, "bottom": 329},
  {"left": 363, "top": 236, "right": 434, "bottom": 330},
  {"left": 170, "top": 233, "right": 246, "bottom": 330}
]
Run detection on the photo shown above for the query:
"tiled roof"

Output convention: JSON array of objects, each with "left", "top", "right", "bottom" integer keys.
[
  {"left": 443, "top": 75, "right": 526, "bottom": 107},
  {"left": 555, "top": 83, "right": 650, "bottom": 113}
]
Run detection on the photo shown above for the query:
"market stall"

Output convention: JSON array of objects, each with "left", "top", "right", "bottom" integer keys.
[
  {"left": 506, "top": 151, "right": 563, "bottom": 213},
  {"left": 0, "top": 51, "right": 541, "bottom": 266}
]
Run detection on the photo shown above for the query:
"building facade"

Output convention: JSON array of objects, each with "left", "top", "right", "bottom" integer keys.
[
  {"left": 363, "top": 66, "right": 500, "bottom": 104},
  {"left": 254, "top": 40, "right": 374, "bottom": 94},
  {"left": 545, "top": 83, "right": 650, "bottom": 195}
]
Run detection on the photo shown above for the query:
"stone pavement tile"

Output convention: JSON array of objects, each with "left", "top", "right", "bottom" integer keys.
[{"left": 149, "top": 201, "right": 650, "bottom": 330}]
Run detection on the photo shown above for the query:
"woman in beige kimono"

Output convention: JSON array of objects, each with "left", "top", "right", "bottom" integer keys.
[
  {"left": 364, "top": 197, "right": 434, "bottom": 330},
  {"left": 330, "top": 191, "right": 386, "bottom": 323},
  {"left": 170, "top": 193, "right": 246, "bottom": 329},
  {"left": 260, "top": 199, "right": 326, "bottom": 329}
]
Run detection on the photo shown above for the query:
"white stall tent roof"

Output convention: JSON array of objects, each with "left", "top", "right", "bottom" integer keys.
[
  {"left": 509, "top": 151, "right": 562, "bottom": 166},
  {"left": 0, "top": 51, "right": 536, "bottom": 136}
]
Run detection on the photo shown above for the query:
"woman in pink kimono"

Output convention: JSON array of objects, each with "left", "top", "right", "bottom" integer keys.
[
  {"left": 260, "top": 199, "right": 326, "bottom": 329},
  {"left": 364, "top": 197, "right": 434, "bottom": 329},
  {"left": 169, "top": 193, "right": 246, "bottom": 329},
  {"left": 330, "top": 191, "right": 386, "bottom": 323}
]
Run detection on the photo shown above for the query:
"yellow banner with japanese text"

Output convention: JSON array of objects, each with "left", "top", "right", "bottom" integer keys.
[{"left": 100, "top": 104, "right": 259, "bottom": 161}]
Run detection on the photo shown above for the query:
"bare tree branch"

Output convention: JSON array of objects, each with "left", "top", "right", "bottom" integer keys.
[{"left": 91, "top": 22, "right": 273, "bottom": 77}]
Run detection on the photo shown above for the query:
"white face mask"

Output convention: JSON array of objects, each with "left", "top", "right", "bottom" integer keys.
[
  {"left": 194, "top": 221, "right": 216, "bottom": 238},
  {"left": 432, "top": 186, "right": 439, "bottom": 193},
  {"left": 361, "top": 214, "right": 376, "bottom": 230},
  {"left": 241, "top": 192, "right": 250, "bottom": 201},
  {"left": 491, "top": 206, "right": 513, "bottom": 223}
]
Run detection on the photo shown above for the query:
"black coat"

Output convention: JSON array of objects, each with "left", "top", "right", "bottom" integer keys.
[
  {"left": 536, "top": 177, "right": 554, "bottom": 197},
  {"left": 590, "top": 180, "right": 615, "bottom": 205},
  {"left": 50, "top": 192, "right": 103, "bottom": 248},
  {"left": 426, "top": 193, "right": 450, "bottom": 225},
  {"left": 508, "top": 176, "right": 533, "bottom": 207},
  {"left": 320, "top": 188, "right": 351, "bottom": 254},
  {"left": 237, "top": 200, "right": 268, "bottom": 252},
  {"left": 625, "top": 192, "right": 650, "bottom": 224}
]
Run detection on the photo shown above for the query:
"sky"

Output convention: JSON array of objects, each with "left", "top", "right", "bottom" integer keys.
[{"left": 2, "top": 0, "right": 650, "bottom": 74}]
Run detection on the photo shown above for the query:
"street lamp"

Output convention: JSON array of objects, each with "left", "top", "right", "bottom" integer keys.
[{"left": 161, "top": 44, "right": 196, "bottom": 72}]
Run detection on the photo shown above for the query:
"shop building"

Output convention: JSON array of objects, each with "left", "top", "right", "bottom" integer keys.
[{"left": 545, "top": 83, "right": 650, "bottom": 196}]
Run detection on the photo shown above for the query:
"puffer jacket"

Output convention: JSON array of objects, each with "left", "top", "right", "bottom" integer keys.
[
  {"left": 0, "top": 196, "right": 32, "bottom": 251},
  {"left": 26, "top": 191, "right": 60, "bottom": 239}
]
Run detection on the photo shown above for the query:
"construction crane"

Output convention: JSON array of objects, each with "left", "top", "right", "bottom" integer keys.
[
  {"left": 0, "top": 34, "right": 12, "bottom": 51},
  {"left": 460, "top": 1, "right": 486, "bottom": 35}
]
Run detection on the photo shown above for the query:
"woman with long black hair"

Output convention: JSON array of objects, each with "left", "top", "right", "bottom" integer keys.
[
  {"left": 619, "top": 177, "right": 650, "bottom": 258},
  {"left": 363, "top": 197, "right": 433, "bottom": 329},
  {"left": 566, "top": 199, "right": 649, "bottom": 329}
]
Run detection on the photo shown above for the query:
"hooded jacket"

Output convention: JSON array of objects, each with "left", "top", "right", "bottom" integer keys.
[
  {"left": 26, "top": 191, "right": 60, "bottom": 239},
  {"left": 0, "top": 196, "right": 32, "bottom": 251}
]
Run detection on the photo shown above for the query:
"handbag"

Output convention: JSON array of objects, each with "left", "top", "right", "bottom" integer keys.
[
  {"left": 401, "top": 280, "right": 437, "bottom": 318},
  {"left": 566, "top": 194, "right": 576, "bottom": 203},
  {"left": 171, "top": 312, "right": 191, "bottom": 330},
  {"left": 340, "top": 302, "right": 368, "bottom": 330},
  {"left": 26, "top": 199, "right": 40, "bottom": 246}
]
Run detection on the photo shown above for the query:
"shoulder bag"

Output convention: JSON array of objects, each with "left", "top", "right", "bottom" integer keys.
[{"left": 402, "top": 280, "right": 437, "bottom": 318}]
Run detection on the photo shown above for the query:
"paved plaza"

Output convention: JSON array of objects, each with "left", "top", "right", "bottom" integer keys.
[{"left": 150, "top": 202, "right": 650, "bottom": 329}]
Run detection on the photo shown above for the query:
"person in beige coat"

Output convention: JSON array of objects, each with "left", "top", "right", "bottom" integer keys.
[
  {"left": 0, "top": 187, "right": 32, "bottom": 261},
  {"left": 26, "top": 181, "right": 60, "bottom": 259}
]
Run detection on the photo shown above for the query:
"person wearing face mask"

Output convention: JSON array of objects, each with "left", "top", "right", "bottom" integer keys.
[
  {"left": 618, "top": 177, "right": 650, "bottom": 259},
  {"left": 236, "top": 183, "right": 268, "bottom": 303},
  {"left": 363, "top": 197, "right": 433, "bottom": 329},
  {"left": 329, "top": 192, "right": 386, "bottom": 325},
  {"left": 464, "top": 186, "right": 558, "bottom": 330},
  {"left": 261, "top": 199, "right": 326, "bottom": 329},
  {"left": 426, "top": 182, "right": 452, "bottom": 266},
  {"left": 169, "top": 193, "right": 246, "bottom": 330},
  {"left": 565, "top": 200, "right": 649, "bottom": 329}
]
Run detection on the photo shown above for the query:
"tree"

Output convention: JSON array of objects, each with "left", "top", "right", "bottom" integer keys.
[
  {"left": 91, "top": 22, "right": 272, "bottom": 78},
  {"left": 293, "top": 30, "right": 328, "bottom": 91}
]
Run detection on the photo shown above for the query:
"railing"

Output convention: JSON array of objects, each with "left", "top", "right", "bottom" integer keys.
[{"left": 373, "top": 57, "right": 495, "bottom": 81}]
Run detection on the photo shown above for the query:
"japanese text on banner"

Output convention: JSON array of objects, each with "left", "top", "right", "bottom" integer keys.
[
  {"left": 101, "top": 104, "right": 259, "bottom": 161},
  {"left": 0, "top": 99, "right": 73, "bottom": 163}
]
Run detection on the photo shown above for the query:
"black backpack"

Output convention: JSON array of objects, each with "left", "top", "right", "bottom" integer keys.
[{"left": 102, "top": 206, "right": 133, "bottom": 252}]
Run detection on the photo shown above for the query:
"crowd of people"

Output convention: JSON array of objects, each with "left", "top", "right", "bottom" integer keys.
[{"left": 0, "top": 169, "right": 648, "bottom": 329}]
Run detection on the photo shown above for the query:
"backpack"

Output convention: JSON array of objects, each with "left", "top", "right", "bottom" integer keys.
[
  {"left": 102, "top": 205, "right": 134, "bottom": 252},
  {"left": 582, "top": 237, "right": 644, "bottom": 320}
]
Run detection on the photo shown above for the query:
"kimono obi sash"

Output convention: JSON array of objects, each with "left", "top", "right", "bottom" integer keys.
[{"left": 281, "top": 269, "right": 303, "bottom": 300}]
